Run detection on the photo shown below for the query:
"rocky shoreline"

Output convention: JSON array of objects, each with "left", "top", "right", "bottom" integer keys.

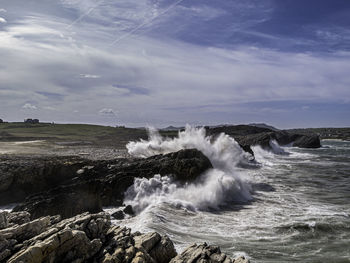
[
  {"left": 0, "top": 126, "right": 322, "bottom": 262},
  {"left": 0, "top": 210, "right": 249, "bottom": 263}
]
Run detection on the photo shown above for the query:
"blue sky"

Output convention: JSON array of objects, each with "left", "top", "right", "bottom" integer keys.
[{"left": 0, "top": 0, "right": 349, "bottom": 128}]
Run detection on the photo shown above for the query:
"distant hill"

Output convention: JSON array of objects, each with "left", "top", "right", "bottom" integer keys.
[
  {"left": 161, "top": 126, "right": 185, "bottom": 131},
  {"left": 248, "top": 123, "right": 279, "bottom": 131}
]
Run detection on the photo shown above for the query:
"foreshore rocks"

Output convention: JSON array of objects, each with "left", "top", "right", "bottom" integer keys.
[
  {"left": 0, "top": 211, "right": 249, "bottom": 263},
  {"left": 170, "top": 243, "right": 249, "bottom": 263},
  {"left": 11, "top": 149, "right": 212, "bottom": 220}
]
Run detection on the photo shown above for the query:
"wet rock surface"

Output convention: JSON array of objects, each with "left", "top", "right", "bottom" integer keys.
[
  {"left": 0, "top": 211, "right": 244, "bottom": 263},
  {"left": 11, "top": 149, "right": 212, "bottom": 219}
]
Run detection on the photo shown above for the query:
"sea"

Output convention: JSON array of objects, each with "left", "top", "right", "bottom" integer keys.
[{"left": 108, "top": 126, "right": 350, "bottom": 263}]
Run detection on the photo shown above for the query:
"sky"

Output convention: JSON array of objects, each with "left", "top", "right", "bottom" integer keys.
[{"left": 0, "top": 0, "right": 349, "bottom": 128}]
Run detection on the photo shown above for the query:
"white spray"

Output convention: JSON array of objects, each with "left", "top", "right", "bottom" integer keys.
[{"left": 125, "top": 126, "right": 253, "bottom": 213}]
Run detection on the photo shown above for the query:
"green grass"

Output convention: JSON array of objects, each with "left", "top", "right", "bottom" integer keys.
[{"left": 0, "top": 122, "right": 148, "bottom": 147}]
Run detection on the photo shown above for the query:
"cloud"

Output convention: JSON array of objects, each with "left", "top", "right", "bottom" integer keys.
[
  {"left": 22, "top": 103, "right": 37, "bottom": 110},
  {"left": 0, "top": 17, "right": 6, "bottom": 23},
  {"left": 79, "top": 74, "right": 101, "bottom": 79},
  {"left": 99, "top": 108, "right": 116, "bottom": 116},
  {"left": 0, "top": 0, "right": 349, "bottom": 127},
  {"left": 0, "top": 9, "right": 6, "bottom": 13}
]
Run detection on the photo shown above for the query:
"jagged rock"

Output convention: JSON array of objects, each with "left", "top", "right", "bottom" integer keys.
[
  {"left": 1, "top": 211, "right": 248, "bottom": 263},
  {"left": 0, "top": 211, "right": 31, "bottom": 231},
  {"left": 170, "top": 243, "right": 249, "bottom": 263},
  {"left": 0, "top": 211, "right": 8, "bottom": 229},
  {"left": 170, "top": 243, "right": 232, "bottom": 263},
  {"left": 234, "top": 256, "right": 250, "bottom": 263},
  {"left": 7, "top": 211, "right": 31, "bottom": 226},
  {"left": 1, "top": 212, "right": 110, "bottom": 262},
  {"left": 13, "top": 149, "right": 212, "bottom": 219}
]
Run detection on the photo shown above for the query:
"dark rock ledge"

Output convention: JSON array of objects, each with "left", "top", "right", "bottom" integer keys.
[
  {"left": 4, "top": 149, "right": 212, "bottom": 220},
  {"left": 0, "top": 211, "right": 249, "bottom": 263}
]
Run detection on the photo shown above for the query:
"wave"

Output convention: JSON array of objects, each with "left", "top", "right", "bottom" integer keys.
[{"left": 125, "top": 126, "right": 253, "bottom": 213}]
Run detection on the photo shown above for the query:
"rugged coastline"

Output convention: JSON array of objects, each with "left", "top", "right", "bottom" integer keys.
[{"left": 0, "top": 123, "right": 324, "bottom": 262}]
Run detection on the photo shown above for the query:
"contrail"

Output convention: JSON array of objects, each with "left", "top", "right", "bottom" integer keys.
[
  {"left": 109, "top": 0, "right": 185, "bottom": 47},
  {"left": 66, "top": 0, "right": 105, "bottom": 29}
]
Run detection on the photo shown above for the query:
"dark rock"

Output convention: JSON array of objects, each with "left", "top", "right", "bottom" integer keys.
[
  {"left": 13, "top": 182, "right": 103, "bottom": 220},
  {"left": 206, "top": 125, "right": 321, "bottom": 152},
  {"left": 13, "top": 149, "right": 212, "bottom": 219},
  {"left": 112, "top": 210, "right": 125, "bottom": 220},
  {"left": 293, "top": 134, "right": 321, "bottom": 148},
  {"left": 123, "top": 205, "right": 134, "bottom": 216},
  {"left": 0, "top": 156, "right": 89, "bottom": 205},
  {"left": 238, "top": 144, "right": 254, "bottom": 157}
]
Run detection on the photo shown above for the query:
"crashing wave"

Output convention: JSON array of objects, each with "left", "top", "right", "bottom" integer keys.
[{"left": 125, "top": 126, "right": 253, "bottom": 213}]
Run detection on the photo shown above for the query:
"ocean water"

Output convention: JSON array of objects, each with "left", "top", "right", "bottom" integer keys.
[{"left": 115, "top": 127, "right": 350, "bottom": 263}]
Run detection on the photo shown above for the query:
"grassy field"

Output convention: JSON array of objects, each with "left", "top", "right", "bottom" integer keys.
[{"left": 0, "top": 122, "right": 149, "bottom": 147}]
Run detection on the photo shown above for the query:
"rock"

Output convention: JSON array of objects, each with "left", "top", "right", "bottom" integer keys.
[
  {"left": 13, "top": 149, "right": 212, "bottom": 219},
  {"left": 0, "top": 211, "right": 8, "bottom": 229},
  {"left": 234, "top": 131, "right": 321, "bottom": 151},
  {"left": 1, "top": 212, "right": 110, "bottom": 263},
  {"left": 234, "top": 256, "right": 250, "bottom": 263},
  {"left": 112, "top": 210, "right": 125, "bottom": 220},
  {"left": 0, "top": 211, "right": 248, "bottom": 263},
  {"left": 124, "top": 205, "right": 135, "bottom": 216},
  {"left": 7, "top": 211, "right": 31, "bottom": 226},
  {"left": 205, "top": 125, "right": 321, "bottom": 152},
  {"left": 13, "top": 183, "right": 103, "bottom": 220},
  {"left": 0, "top": 156, "right": 90, "bottom": 205},
  {"left": 170, "top": 243, "right": 234, "bottom": 263},
  {"left": 293, "top": 134, "right": 321, "bottom": 148}
]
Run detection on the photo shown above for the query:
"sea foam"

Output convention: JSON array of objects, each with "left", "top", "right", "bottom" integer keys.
[{"left": 125, "top": 126, "right": 253, "bottom": 213}]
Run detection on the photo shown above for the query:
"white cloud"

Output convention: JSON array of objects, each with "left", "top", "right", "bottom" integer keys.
[
  {"left": 79, "top": 74, "right": 100, "bottom": 79},
  {"left": 0, "top": 0, "right": 349, "bottom": 127},
  {"left": 0, "top": 9, "right": 6, "bottom": 13},
  {"left": 22, "top": 103, "right": 37, "bottom": 110},
  {"left": 43, "top": 106, "right": 56, "bottom": 111},
  {"left": 99, "top": 108, "right": 116, "bottom": 116},
  {"left": 0, "top": 17, "right": 6, "bottom": 23}
]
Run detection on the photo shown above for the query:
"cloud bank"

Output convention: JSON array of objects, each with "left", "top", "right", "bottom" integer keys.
[{"left": 0, "top": 0, "right": 349, "bottom": 128}]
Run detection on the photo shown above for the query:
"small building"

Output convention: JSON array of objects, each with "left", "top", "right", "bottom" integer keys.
[{"left": 24, "top": 118, "right": 39, "bottom": 124}]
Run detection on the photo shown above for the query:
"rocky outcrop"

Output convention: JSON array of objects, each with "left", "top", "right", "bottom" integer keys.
[
  {"left": 234, "top": 131, "right": 321, "bottom": 151},
  {"left": 0, "top": 211, "right": 30, "bottom": 230},
  {"left": 206, "top": 125, "right": 321, "bottom": 153},
  {"left": 12, "top": 149, "right": 212, "bottom": 219},
  {"left": 170, "top": 243, "right": 249, "bottom": 263},
  {"left": 0, "top": 156, "right": 89, "bottom": 205},
  {"left": 0, "top": 211, "right": 200, "bottom": 263},
  {"left": 293, "top": 134, "right": 321, "bottom": 148}
]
